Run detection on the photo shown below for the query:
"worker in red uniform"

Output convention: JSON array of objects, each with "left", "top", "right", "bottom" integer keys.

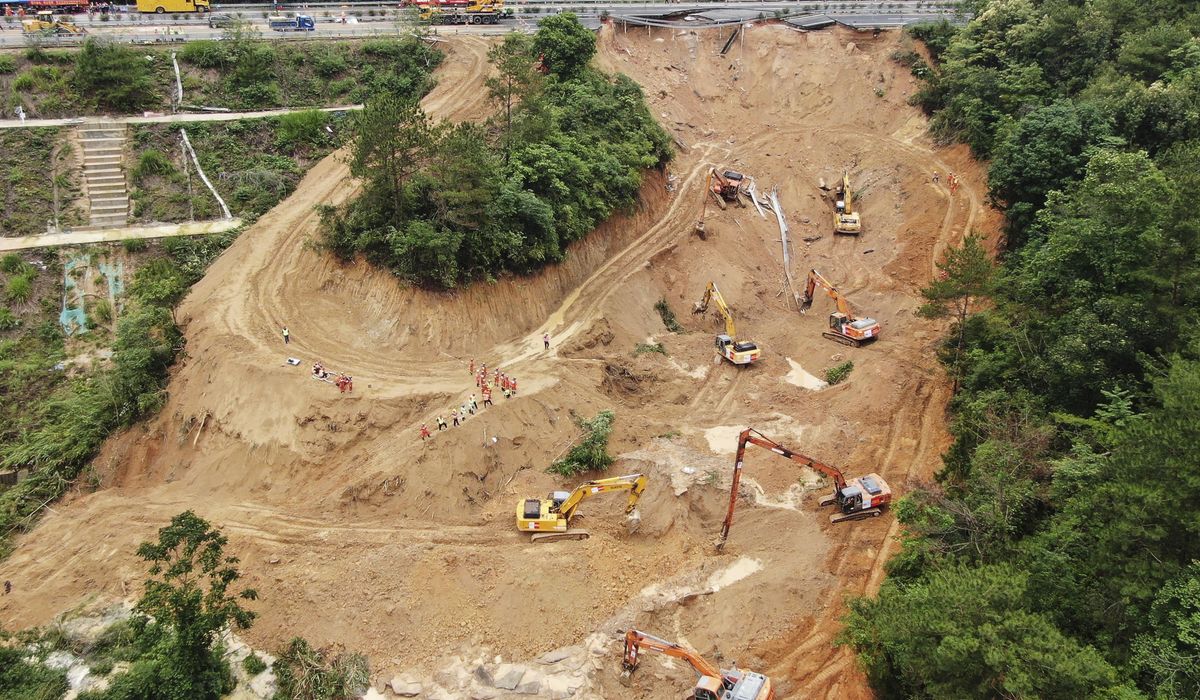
[
  {"left": 469, "top": 358, "right": 475, "bottom": 375},
  {"left": 510, "top": 376, "right": 517, "bottom": 395},
  {"left": 420, "top": 424, "right": 431, "bottom": 441}
]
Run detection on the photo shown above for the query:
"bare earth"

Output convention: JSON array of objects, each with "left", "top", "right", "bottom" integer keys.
[{"left": 1, "top": 25, "right": 999, "bottom": 699}]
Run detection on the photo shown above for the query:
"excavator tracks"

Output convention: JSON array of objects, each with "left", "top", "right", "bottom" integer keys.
[
  {"left": 530, "top": 529, "right": 590, "bottom": 544},
  {"left": 829, "top": 508, "right": 883, "bottom": 524},
  {"left": 821, "top": 331, "right": 861, "bottom": 347}
]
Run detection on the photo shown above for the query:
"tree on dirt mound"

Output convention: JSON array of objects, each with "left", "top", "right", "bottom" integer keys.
[
  {"left": 533, "top": 12, "right": 596, "bottom": 79},
  {"left": 94, "top": 511, "right": 258, "bottom": 699},
  {"left": 548, "top": 410, "right": 616, "bottom": 477}
]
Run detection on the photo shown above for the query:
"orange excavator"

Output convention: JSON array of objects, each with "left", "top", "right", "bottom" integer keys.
[
  {"left": 800, "top": 268, "right": 881, "bottom": 347},
  {"left": 719, "top": 428, "right": 892, "bottom": 545},
  {"left": 707, "top": 167, "right": 745, "bottom": 210},
  {"left": 620, "top": 629, "right": 775, "bottom": 700}
]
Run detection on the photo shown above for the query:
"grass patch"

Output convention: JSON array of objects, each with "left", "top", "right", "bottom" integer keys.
[
  {"left": 634, "top": 342, "right": 666, "bottom": 356},
  {"left": 654, "top": 298, "right": 683, "bottom": 333},
  {"left": 825, "top": 360, "right": 854, "bottom": 385},
  {"left": 274, "top": 637, "right": 370, "bottom": 700},
  {"left": 547, "top": 410, "right": 616, "bottom": 477},
  {"left": 0, "top": 128, "right": 87, "bottom": 236},
  {"left": 242, "top": 652, "right": 268, "bottom": 676}
]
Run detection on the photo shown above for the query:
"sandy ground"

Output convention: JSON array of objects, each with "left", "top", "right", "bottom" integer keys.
[{"left": 1, "top": 25, "right": 998, "bottom": 698}]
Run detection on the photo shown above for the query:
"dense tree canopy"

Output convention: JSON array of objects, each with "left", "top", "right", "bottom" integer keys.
[
  {"left": 845, "top": 2, "right": 1200, "bottom": 697},
  {"left": 320, "top": 16, "right": 671, "bottom": 287}
]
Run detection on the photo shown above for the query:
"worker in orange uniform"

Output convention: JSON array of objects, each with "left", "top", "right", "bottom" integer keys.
[
  {"left": 511, "top": 376, "right": 517, "bottom": 395},
  {"left": 469, "top": 358, "right": 475, "bottom": 375},
  {"left": 420, "top": 424, "right": 431, "bottom": 441}
]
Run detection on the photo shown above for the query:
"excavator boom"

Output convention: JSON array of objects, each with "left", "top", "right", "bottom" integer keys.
[
  {"left": 694, "top": 282, "right": 760, "bottom": 366},
  {"left": 621, "top": 629, "right": 775, "bottom": 700},
  {"left": 516, "top": 473, "right": 647, "bottom": 542},
  {"left": 799, "top": 269, "right": 880, "bottom": 347},
  {"left": 719, "top": 427, "right": 892, "bottom": 545}
]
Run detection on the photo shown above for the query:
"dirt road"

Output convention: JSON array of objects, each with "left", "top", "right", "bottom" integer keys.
[{"left": 0, "top": 25, "right": 997, "bottom": 698}]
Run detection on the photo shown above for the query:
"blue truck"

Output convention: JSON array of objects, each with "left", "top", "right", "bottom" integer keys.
[{"left": 268, "top": 14, "right": 315, "bottom": 31}]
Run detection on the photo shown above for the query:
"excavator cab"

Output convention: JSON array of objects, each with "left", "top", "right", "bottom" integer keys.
[{"left": 693, "top": 677, "right": 725, "bottom": 700}]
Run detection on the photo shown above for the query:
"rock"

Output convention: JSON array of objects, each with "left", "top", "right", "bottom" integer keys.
[
  {"left": 514, "top": 669, "right": 544, "bottom": 695},
  {"left": 473, "top": 665, "right": 494, "bottom": 686},
  {"left": 537, "top": 647, "right": 580, "bottom": 665},
  {"left": 545, "top": 675, "right": 577, "bottom": 699},
  {"left": 469, "top": 689, "right": 500, "bottom": 700},
  {"left": 493, "top": 664, "right": 525, "bottom": 690},
  {"left": 390, "top": 674, "right": 423, "bottom": 697}
]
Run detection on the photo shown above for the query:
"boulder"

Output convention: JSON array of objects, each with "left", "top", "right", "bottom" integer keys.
[
  {"left": 514, "top": 670, "right": 543, "bottom": 695},
  {"left": 545, "top": 675, "right": 577, "bottom": 699},
  {"left": 493, "top": 664, "right": 525, "bottom": 691},
  {"left": 390, "top": 674, "right": 423, "bottom": 697}
]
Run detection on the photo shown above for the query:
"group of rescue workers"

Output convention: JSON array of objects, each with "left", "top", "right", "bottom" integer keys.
[
  {"left": 311, "top": 362, "right": 353, "bottom": 393},
  {"left": 418, "top": 358, "right": 520, "bottom": 441}
]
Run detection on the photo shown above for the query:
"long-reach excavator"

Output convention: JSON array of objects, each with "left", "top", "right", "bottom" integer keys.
[
  {"left": 621, "top": 630, "right": 775, "bottom": 700},
  {"left": 800, "top": 269, "right": 881, "bottom": 347},
  {"left": 516, "top": 473, "right": 648, "bottom": 543},
  {"left": 833, "top": 171, "right": 862, "bottom": 235},
  {"left": 693, "top": 282, "right": 761, "bottom": 366},
  {"left": 719, "top": 428, "right": 892, "bottom": 544}
]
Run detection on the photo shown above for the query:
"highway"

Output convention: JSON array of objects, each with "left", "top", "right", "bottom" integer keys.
[{"left": 0, "top": 1, "right": 965, "bottom": 46}]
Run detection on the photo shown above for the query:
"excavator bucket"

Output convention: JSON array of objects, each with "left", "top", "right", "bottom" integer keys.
[
  {"left": 798, "top": 295, "right": 813, "bottom": 313},
  {"left": 625, "top": 508, "right": 642, "bottom": 534}
]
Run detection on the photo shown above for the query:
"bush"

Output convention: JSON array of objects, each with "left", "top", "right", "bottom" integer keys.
[
  {"left": 242, "top": 653, "right": 267, "bottom": 676},
  {"left": 74, "top": 39, "right": 156, "bottom": 112},
  {"left": 0, "top": 307, "right": 20, "bottom": 331},
  {"left": 0, "top": 645, "right": 69, "bottom": 700},
  {"left": 311, "top": 48, "right": 348, "bottom": 79},
  {"left": 824, "top": 360, "right": 853, "bottom": 385},
  {"left": 634, "top": 342, "right": 666, "bottom": 356},
  {"left": 178, "top": 40, "right": 229, "bottom": 69},
  {"left": 132, "top": 149, "right": 175, "bottom": 182},
  {"left": 1, "top": 253, "right": 29, "bottom": 274},
  {"left": 122, "top": 238, "right": 149, "bottom": 253},
  {"left": 274, "top": 638, "right": 369, "bottom": 700},
  {"left": 654, "top": 298, "right": 682, "bottom": 332},
  {"left": 547, "top": 410, "right": 616, "bottom": 477},
  {"left": 5, "top": 274, "right": 33, "bottom": 304},
  {"left": 0, "top": 55, "right": 16, "bottom": 75},
  {"left": 275, "top": 110, "right": 329, "bottom": 150},
  {"left": 11, "top": 71, "right": 36, "bottom": 93}
]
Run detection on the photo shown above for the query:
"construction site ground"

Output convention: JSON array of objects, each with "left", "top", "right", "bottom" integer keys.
[{"left": 0, "top": 25, "right": 999, "bottom": 699}]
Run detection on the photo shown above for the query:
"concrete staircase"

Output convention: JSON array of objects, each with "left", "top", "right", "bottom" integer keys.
[{"left": 79, "top": 122, "right": 129, "bottom": 229}]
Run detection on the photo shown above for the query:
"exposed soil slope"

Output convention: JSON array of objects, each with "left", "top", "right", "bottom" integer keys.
[{"left": 0, "top": 25, "right": 998, "bottom": 698}]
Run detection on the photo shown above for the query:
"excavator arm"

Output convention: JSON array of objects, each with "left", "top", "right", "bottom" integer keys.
[
  {"left": 720, "top": 428, "right": 849, "bottom": 544},
  {"left": 693, "top": 281, "right": 737, "bottom": 339},
  {"left": 621, "top": 629, "right": 724, "bottom": 681},
  {"left": 557, "top": 473, "right": 648, "bottom": 522},
  {"left": 800, "top": 269, "right": 853, "bottom": 318}
]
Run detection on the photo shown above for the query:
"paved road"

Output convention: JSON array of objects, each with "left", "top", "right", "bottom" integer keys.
[
  {"left": 0, "top": 219, "right": 243, "bottom": 251},
  {"left": 0, "top": 104, "right": 361, "bottom": 130}
]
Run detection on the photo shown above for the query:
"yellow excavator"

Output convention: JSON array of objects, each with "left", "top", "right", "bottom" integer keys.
[
  {"left": 516, "top": 473, "right": 647, "bottom": 543},
  {"left": 620, "top": 629, "right": 775, "bottom": 700},
  {"left": 22, "top": 11, "right": 86, "bottom": 35},
  {"left": 833, "top": 171, "right": 862, "bottom": 235},
  {"left": 693, "top": 281, "right": 761, "bottom": 366},
  {"left": 801, "top": 269, "right": 880, "bottom": 347}
]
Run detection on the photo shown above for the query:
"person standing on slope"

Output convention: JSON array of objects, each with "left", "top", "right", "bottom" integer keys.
[{"left": 282, "top": 326, "right": 290, "bottom": 344}]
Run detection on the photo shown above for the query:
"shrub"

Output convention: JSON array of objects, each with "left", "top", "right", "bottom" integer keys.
[
  {"left": 122, "top": 238, "right": 149, "bottom": 253},
  {"left": 242, "top": 653, "right": 267, "bottom": 676},
  {"left": 274, "top": 638, "right": 369, "bottom": 700},
  {"left": 1, "top": 253, "right": 28, "bottom": 274},
  {"left": 11, "top": 71, "right": 36, "bottom": 92},
  {"left": 311, "top": 49, "right": 347, "bottom": 79},
  {"left": 0, "top": 55, "right": 16, "bottom": 75},
  {"left": 825, "top": 360, "right": 854, "bottom": 385},
  {"left": 654, "top": 298, "right": 682, "bottom": 332},
  {"left": 634, "top": 342, "right": 666, "bottom": 356},
  {"left": 547, "top": 410, "right": 616, "bottom": 477},
  {"left": 5, "top": 274, "right": 32, "bottom": 304},
  {"left": 132, "top": 149, "right": 175, "bottom": 182},
  {"left": 275, "top": 110, "right": 329, "bottom": 150},
  {"left": 179, "top": 40, "right": 229, "bottom": 69},
  {"left": 93, "top": 298, "right": 113, "bottom": 324},
  {"left": 0, "top": 646, "right": 69, "bottom": 700},
  {"left": 0, "top": 307, "right": 20, "bottom": 331},
  {"left": 74, "top": 39, "right": 156, "bottom": 112}
]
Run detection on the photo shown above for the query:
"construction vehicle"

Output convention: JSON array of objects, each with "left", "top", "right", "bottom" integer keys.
[
  {"left": 693, "top": 282, "right": 760, "bottom": 366},
  {"left": 707, "top": 168, "right": 744, "bottom": 210},
  {"left": 620, "top": 629, "right": 775, "bottom": 700},
  {"left": 21, "top": 10, "right": 85, "bottom": 33},
  {"left": 719, "top": 428, "right": 892, "bottom": 545},
  {"left": 418, "top": 0, "right": 502, "bottom": 25},
  {"left": 800, "top": 269, "right": 880, "bottom": 347},
  {"left": 832, "top": 171, "right": 862, "bottom": 235},
  {"left": 516, "top": 473, "right": 647, "bottom": 543},
  {"left": 134, "top": 0, "right": 209, "bottom": 13},
  {"left": 268, "top": 14, "right": 315, "bottom": 30}
]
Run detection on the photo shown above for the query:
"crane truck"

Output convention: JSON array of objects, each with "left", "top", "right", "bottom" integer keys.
[
  {"left": 800, "top": 269, "right": 880, "bottom": 347},
  {"left": 418, "top": 0, "right": 503, "bottom": 24},
  {"left": 719, "top": 428, "right": 892, "bottom": 545},
  {"left": 833, "top": 171, "right": 862, "bottom": 235},
  {"left": 693, "top": 282, "right": 761, "bottom": 366},
  {"left": 620, "top": 629, "right": 775, "bottom": 700},
  {"left": 516, "top": 473, "right": 647, "bottom": 543}
]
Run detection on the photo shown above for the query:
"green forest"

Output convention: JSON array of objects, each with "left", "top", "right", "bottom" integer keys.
[
  {"left": 842, "top": 1, "right": 1200, "bottom": 698},
  {"left": 319, "top": 14, "right": 672, "bottom": 288}
]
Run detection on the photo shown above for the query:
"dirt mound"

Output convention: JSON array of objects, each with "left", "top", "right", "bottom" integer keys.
[{"left": 0, "top": 23, "right": 999, "bottom": 698}]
